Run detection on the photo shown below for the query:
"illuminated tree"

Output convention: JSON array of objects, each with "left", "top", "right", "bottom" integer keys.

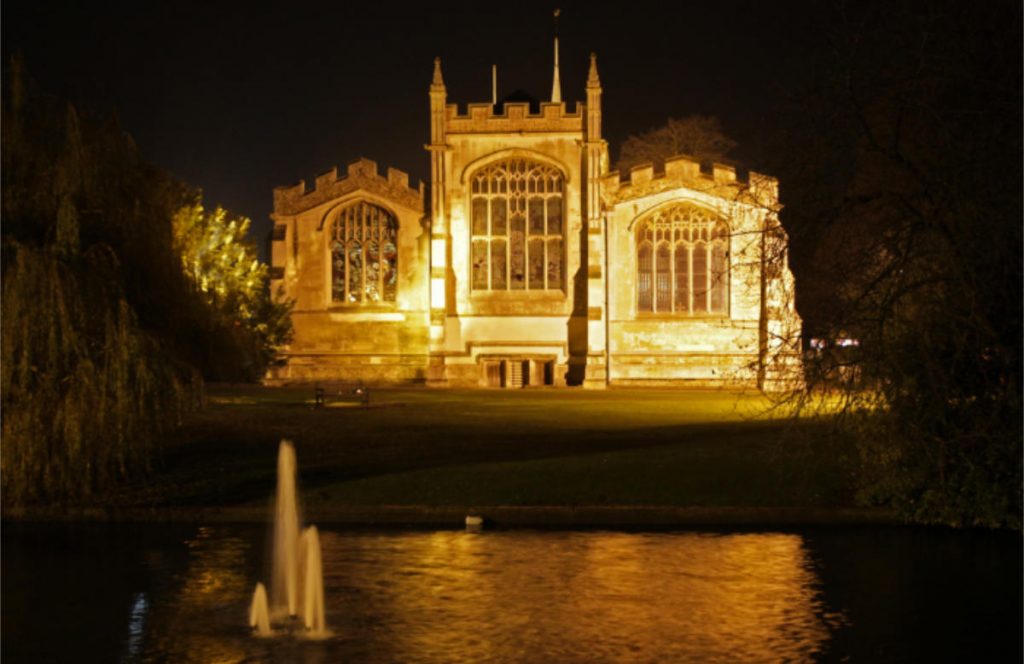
[
  {"left": 173, "top": 201, "right": 264, "bottom": 317},
  {"left": 616, "top": 115, "right": 736, "bottom": 173},
  {"left": 172, "top": 199, "right": 293, "bottom": 379}
]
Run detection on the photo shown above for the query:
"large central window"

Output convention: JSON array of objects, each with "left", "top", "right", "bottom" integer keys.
[
  {"left": 470, "top": 159, "right": 564, "bottom": 291},
  {"left": 330, "top": 201, "right": 398, "bottom": 304},
  {"left": 636, "top": 204, "right": 729, "bottom": 315}
]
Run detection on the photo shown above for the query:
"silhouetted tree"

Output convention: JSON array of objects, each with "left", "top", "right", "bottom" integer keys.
[
  {"left": 616, "top": 115, "right": 736, "bottom": 173},
  {"left": 772, "top": 3, "right": 1022, "bottom": 528}
]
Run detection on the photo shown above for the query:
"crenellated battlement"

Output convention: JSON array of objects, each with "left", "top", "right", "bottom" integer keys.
[
  {"left": 445, "top": 101, "right": 585, "bottom": 135},
  {"left": 601, "top": 154, "right": 779, "bottom": 209},
  {"left": 273, "top": 157, "right": 424, "bottom": 216}
]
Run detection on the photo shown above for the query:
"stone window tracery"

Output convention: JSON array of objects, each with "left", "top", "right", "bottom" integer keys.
[
  {"left": 636, "top": 205, "right": 729, "bottom": 315},
  {"left": 470, "top": 160, "right": 564, "bottom": 291},
  {"left": 330, "top": 201, "right": 398, "bottom": 304}
]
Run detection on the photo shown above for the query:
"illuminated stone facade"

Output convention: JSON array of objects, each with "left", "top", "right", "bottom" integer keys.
[
  {"left": 269, "top": 159, "right": 429, "bottom": 382},
  {"left": 268, "top": 53, "right": 801, "bottom": 388},
  {"left": 601, "top": 161, "right": 801, "bottom": 387}
]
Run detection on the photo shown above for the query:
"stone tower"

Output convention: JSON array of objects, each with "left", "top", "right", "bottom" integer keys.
[{"left": 424, "top": 49, "right": 608, "bottom": 387}]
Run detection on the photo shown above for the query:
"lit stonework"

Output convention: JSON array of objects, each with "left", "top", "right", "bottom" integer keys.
[
  {"left": 268, "top": 159, "right": 429, "bottom": 383},
  {"left": 267, "top": 51, "right": 801, "bottom": 388},
  {"left": 601, "top": 159, "right": 801, "bottom": 387}
]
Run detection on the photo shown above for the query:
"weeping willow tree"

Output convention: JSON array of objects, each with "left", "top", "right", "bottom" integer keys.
[
  {"left": 1, "top": 244, "right": 199, "bottom": 503},
  {"left": 1, "top": 57, "right": 201, "bottom": 505}
]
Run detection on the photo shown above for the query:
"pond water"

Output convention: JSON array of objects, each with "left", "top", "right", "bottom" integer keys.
[{"left": 3, "top": 524, "right": 1020, "bottom": 662}]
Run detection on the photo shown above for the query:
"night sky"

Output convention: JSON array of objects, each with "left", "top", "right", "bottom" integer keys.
[{"left": 3, "top": 1, "right": 817, "bottom": 253}]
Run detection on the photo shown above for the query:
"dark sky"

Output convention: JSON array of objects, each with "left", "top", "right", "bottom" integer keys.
[{"left": 3, "top": 1, "right": 817, "bottom": 253}]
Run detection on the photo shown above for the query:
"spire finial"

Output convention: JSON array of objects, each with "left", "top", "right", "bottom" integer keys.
[
  {"left": 587, "top": 52, "right": 600, "bottom": 88},
  {"left": 551, "top": 9, "right": 562, "bottom": 103},
  {"left": 432, "top": 57, "right": 445, "bottom": 89}
]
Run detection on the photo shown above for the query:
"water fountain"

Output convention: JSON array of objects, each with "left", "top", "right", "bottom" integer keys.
[
  {"left": 299, "top": 526, "right": 326, "bottom": 632},
  {"left": 249, "top": 440, "right": 327, "bottom": 637},
  {"left": 249, "top": 583, "right": 271, "bottom": 636}
]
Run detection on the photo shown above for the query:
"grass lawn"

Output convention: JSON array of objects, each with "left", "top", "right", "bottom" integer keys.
[{"left": 101, "top": 385, "right": 853, "bottom": 511}]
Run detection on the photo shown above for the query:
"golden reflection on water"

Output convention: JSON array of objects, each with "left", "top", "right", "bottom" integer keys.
[
  {"left": 140, "top": 529, "right": 838, "bottom": 662},
  {"left": 345, "top": 531, "right": 835, "bottom": 663},
  {"left": 144, "top": 526, "right": 253, "bottom": 663}
]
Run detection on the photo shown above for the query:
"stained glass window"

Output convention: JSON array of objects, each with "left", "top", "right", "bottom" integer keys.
[{"left": 331, "top": 201, "right": 398, "bottom": 304}]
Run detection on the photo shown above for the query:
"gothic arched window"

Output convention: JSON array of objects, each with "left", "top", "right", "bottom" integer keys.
[
  {"left": 636, "top": 205, "right": 729, "bottom": 315},
  {"left": 470, "top": 159, "right": 564, "bottom": 291},
  {"left": 330, "top": 201, "right": 398, "bottom": 304}
]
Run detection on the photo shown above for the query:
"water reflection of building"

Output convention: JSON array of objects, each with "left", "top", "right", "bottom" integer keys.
[
  {"left": 268, "top": 42, "right": 801, "bottom": 388},
  {"left": 123, "top": 528, "right": 834, "bottom": 661},
  {"left": 334, "top": 531, "right": 833, "bottom": 661}
]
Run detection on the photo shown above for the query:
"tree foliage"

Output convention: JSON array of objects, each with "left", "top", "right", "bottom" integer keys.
[
  {"left": 776, "top": 4, "right": 1022, "bottom": 528},
  {"left": 616, "top": 115, "right": 737, "bottom": 173},
  {"left": 173, "top": 202, "right": 263, "bottom": 316},
  {"left": 171, "top": 200, "right": 292, "bottom": 380},
  {"left": 1, "top": 57, "right": 291, "bottom": 505},
  {"left": 1, "top": 244, "right": 198, "bottom": 504},
  {"left": 1, "top": 56, "right": 201, "bottom": 505}
]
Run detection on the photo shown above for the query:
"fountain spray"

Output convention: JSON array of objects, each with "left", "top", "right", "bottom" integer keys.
[{"left": 250, "top": 440, "right": 327, "bottom": 637}]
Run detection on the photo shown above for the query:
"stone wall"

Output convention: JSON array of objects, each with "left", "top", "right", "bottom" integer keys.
[
  {"left": 266, "top": 160, "right": 430, "bottom": 384},
  {"left": 601, "top": 156, "right": 802, "bottom": 387}
]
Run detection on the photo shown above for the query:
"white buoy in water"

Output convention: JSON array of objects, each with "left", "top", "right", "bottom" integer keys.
[{"left": 465, "top": 515, "right": 484, "bottom": 531}]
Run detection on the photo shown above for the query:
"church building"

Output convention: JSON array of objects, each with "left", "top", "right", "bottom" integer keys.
[{"left": 267, "top": 45, "right": 801, "bottom": 389}]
